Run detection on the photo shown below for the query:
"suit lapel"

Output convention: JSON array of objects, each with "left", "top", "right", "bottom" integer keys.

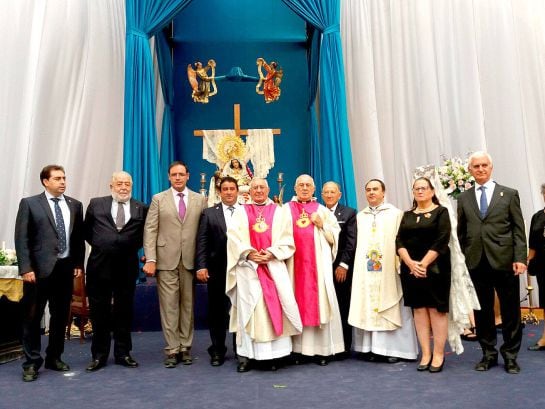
[
  {"left": 334, "top": 204, "right": 345, "bottom": 221},
  {"left": 38, "top": 192, "right": 57, "bottom": 233},
  {"left": 465, "top": 187, "right": 481, "bottom": 219},
  {"left": 101, "top": 196, "right": 117, "bottom": 230},
  {"left": 214, "top": 204, "right": 227, "bottom": 232},
  {"left": 486, "top": 183, "right": 502, "bottom": 217},
  {"left": 166, "top": 190, "right": 183, "bottom": 224},
  {"left": 65, "top": 196, "right": 78, "bottom": 235}
]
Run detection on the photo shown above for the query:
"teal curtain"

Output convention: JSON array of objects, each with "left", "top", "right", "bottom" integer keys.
[
  {"left": 156, "top": 29, "right": 175, "bottom": 190},
  {"left": 124, "top": 0, "right": 192, "bottom": 202},
  {"left": 281, "top": 0, "right": 357, "bottom": 207}
]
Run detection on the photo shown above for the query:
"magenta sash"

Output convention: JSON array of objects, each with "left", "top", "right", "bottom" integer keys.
[
  {"left": 289, "top": 201, "right": 320, "bottom": 326},
  {"left": 245, "top": 204, "right": 283, "bottom": 337}
]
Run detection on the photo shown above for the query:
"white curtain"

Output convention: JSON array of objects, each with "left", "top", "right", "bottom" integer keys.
[
  {"left": 341, "top": 0, "right": 545, "bottom": 306},
  {"left": 0, "top": 0, "right": 126, "bottom": 246},
  {"left": 341, "top": 0, "right": 545, "bottom": 217}
]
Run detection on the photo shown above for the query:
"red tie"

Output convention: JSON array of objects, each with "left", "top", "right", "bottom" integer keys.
[{"left": 178, "top": 192, "right": 186, "bottom": 220}]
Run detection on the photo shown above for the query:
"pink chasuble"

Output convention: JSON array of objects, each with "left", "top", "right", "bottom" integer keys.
[
  {"left": 288, "top": 201, "right": 320, "bottom": 327},
  {"left": 245, "top": 204, "right": 283, "bottom": 337}
]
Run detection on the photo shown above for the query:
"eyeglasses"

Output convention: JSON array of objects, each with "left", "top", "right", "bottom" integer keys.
[{"left": 413, "top": 187, "right": 430, "bottom": 192}]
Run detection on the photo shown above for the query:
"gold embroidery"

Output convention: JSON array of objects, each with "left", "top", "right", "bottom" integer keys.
[
  {"left": 296, "top": 208, "right": 311, "bottom": 228},
  {"left": 252, "top": 211, "right": 269, "bottom": 233}
]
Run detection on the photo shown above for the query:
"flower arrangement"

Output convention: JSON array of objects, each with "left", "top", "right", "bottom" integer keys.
[
  {"left": 438, "top": 155, "right": 475, "bottom": 199},
  {"left": 0, "top": 248, "right": 17, "bottom": 266}
]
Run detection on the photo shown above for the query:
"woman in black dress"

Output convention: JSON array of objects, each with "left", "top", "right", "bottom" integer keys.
[
  {"left": 528, "top": 183, "right": 545, "bottom": 351},
  {"left": 396, "top": 177, "right": 451, "bottom": 372}
]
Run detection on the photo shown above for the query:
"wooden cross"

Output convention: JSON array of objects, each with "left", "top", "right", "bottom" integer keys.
[{"left": 193, "top": 104, "right": 281, "bottom": 137}]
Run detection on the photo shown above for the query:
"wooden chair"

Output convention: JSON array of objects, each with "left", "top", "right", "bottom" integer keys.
[{"left": 66, "top": 273, "right": 90, "bottom": 343}]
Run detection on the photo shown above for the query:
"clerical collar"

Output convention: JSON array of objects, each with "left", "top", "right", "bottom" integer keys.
[{"left": 253, "top": 202, "right": 267, "bottom": 206}]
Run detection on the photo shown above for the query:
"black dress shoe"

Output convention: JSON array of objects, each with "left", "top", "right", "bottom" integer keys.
[
  {"left": 315, "top": 356, "right": 329, "bottom": 366},
  {"left": 237, "top": 358, "right": 251, "bottom": 373},
  {"left": 86, "top": 359, "right": 107, "bottom": 372},
  {"left": 386, "top": 356, "right": 400, "bottom": 364},
  {"left": 429, "top": 359, "right": 445, "bottom": 373},
  {"left": 504, "top": 359, "right": 520, "bottom": 374},
  {"left": 22, "top": 366, "right": 38, "bottom": 382},
  {"left": 528, "top": 343, "right": 545, "bottom": 351},
  {"left": 115, "top": 355, "right": 138, "bottom": 368},
  {"left": 44, "top": 359, "right": 70, "bottom": 371},
  {"left": 474, "top": 356, "right": 498, "bottom": 371},
  {"left": 417, "top": 357, "right": 432, "bottom": 371},
  {"left": 210, "top": 354, "right": 225, "bottom": 367}
]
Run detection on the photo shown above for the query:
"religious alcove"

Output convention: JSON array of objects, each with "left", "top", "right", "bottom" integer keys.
[{"left": 172, "top": 0, "right": 310, "bottom": 196}]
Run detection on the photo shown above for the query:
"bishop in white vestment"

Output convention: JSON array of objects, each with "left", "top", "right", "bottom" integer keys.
[
  {"left": 226, "top": 178, "right": 302, "bottom": 372},
  {"left": 286, "top": 175, "right": 345, "bottom": 364}
]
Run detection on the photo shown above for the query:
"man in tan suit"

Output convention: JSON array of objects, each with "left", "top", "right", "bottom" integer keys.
[{"left": 143, "top": 161, "right": 207, "bottom": 368}]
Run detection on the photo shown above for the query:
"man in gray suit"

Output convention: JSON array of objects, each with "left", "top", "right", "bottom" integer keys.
[
  {"left": 143, "top": 161, "right": 207, "bottom": 368},
  {"left": 14, "top": 164, "right": 85, "bottom": 382},
  {"left": 457, "top": 151, "right": 527, "bottom": 374}
]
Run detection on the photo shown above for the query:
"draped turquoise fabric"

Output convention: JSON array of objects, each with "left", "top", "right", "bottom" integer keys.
[
  {"left": 156, "top": 30, "right": 175, "bottom": 190},
  {"left": 281, "top": 0, "right": 357, "bottom": 207},
  {"left": 124, "top": 0, "right": 192, "bottom": 202}
]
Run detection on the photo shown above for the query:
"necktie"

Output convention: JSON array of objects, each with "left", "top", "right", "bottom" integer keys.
[
  {"left": 479, "top": 186, "right": 488, "bottom": 218},
  {"left": 116, "top": 201, "right": 125, "bottom": 230},
  {"left": 51, "top": 198, "right": 67, "bottom": 254},
  {"left": 178, "top": 192, "right": 186, "bottom": 220},
  {"left": 228, "top": 206, "right": 235, "bottom": 216}
]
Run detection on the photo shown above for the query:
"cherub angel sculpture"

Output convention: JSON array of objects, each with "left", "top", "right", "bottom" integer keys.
[
  {"left": 256, "top": 57, "right": 283, "bottom": 103},
  {"left": 187, "top": 59, "right": 217, "bottom": 103}
]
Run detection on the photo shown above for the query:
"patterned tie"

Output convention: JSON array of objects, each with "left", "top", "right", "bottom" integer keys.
[
  {"left": 228, "top": 206, "right": 235, "bottom": 216},
  {"left": 51, "top": 198, "right": 67, "bottom": 254},
  {"left": 479, "top": 186, "right": 488, "bottom": 218},
  {"left": 116, "top": 201, "right": 125, "bottom": 230},
  {"left": 178, "top": 192, "right": 186, "bottom": 220}
]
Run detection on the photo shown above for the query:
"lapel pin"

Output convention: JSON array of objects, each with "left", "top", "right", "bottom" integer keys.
[{"left": 500, "top": 192, "right": 504, "bottom": 197}]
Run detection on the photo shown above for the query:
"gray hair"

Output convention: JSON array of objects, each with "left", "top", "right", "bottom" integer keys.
[
  {"left": 295, "top": 174, "right": 315, "bottom": 188},
  {"left": 322, "top": 181, "right": 341, "bottom": 192},
  {"left": 250, "top": 178, "right": 268, "bottom": 188},
  {"left": 468, "top": 151, "right": 493, "bottom": 167},
  {"left": 111, "top": 171, "right": 133, "bottom": 183}
]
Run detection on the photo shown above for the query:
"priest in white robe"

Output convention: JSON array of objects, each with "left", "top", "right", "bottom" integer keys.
[
  {"left": 226, "top": 178, "right": 302, "bottom": 372},
  {"left": 286, "top": 174, "right": 345, "bottom": 365},
  {"left": 349, "top": 179, "right": 418, "bottom": 361}
]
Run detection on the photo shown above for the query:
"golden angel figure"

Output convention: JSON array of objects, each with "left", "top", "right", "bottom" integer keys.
[
  {"left": 256, "top": 57, "right": 283, "bottom": 103},
  {"left": 187, "top": 59, "right": 217, "bottom": 103}
]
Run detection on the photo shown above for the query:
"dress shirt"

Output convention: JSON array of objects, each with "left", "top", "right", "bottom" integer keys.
[
  {"left": 474, "top": 180, "right": 496, "bottom": 209},
  {"left": 111, "top": 198, "right": 131, "bottom": 225},
  {"left": 45, "top": 191, "right": 70, "bottom": 258},
  {"left": 172, "top": 187, "right": 189, "bottom": 212},
  {"left": 222, "top": 202, "right": 240, "bottom": 229}
]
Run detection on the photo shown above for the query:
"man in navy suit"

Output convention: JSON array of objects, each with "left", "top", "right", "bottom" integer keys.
[
  {"left": 195, "top": 176, "right": 239, "bottom": 366},
  {"left": 84, "top": 171, "right": 148, "bottom": 372},
  {"left": 457, "top": 151, "right": 527, "bottom": 374},
  {"left": 321, "top": 181, "right": 357, "bottom": 358},
  {"left": 15, "top": 164, "right": 85, "bottom": 382}
]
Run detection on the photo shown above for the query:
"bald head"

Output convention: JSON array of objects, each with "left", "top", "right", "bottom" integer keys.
[{"left": 295, "top": 174, "right": 315, "bottom": 202}]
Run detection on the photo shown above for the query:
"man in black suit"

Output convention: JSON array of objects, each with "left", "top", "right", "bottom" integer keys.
[
  {"left": 84, "top": 171, "right": 148, "bottom": 372},
  {"left": 14, "top": 164, "right": 85, "bottom": 382},
  {"left": 457, "top": 151, "right": 527, "bottom": 374},
  {"left": 195, "top": 176, "right": 239, "bottom": 366},
  {"left": 321, "top": 181, "right": 357, "bottom": 358}
]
